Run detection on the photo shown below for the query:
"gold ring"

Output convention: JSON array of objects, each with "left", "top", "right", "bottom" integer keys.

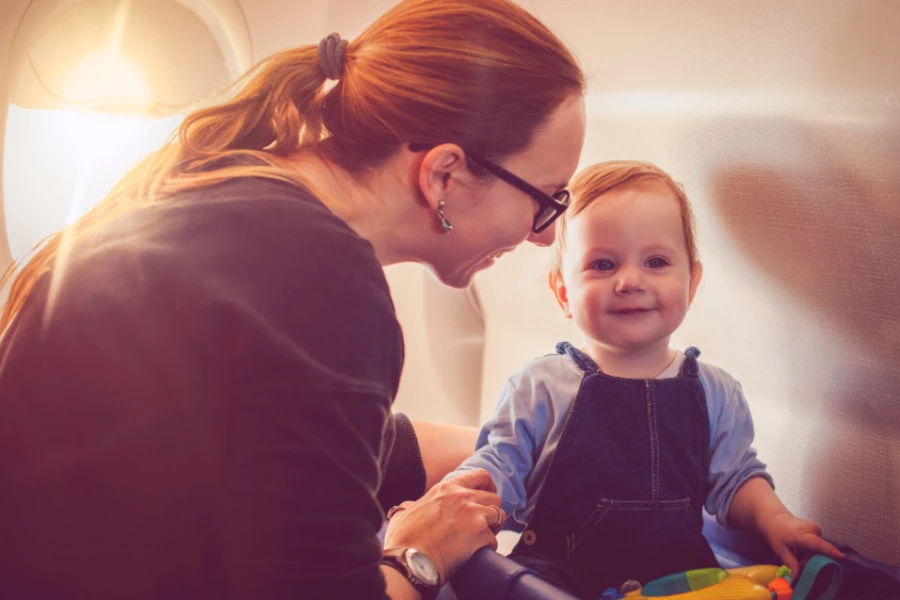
[{"left": 490, "top": 505, "right": 504, "bottom": 528}]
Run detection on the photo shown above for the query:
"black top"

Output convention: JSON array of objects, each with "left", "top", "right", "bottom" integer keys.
[{"left": 0, "top": 175, "right": 424, "bottom": 598}]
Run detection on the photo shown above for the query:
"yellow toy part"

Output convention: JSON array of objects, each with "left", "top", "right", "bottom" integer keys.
[
  {"left": 619, "top": 564, "right": 792, "bottom": 600},
  {"left": 599, "top": 554, "right": 842, "bottom": 600}
]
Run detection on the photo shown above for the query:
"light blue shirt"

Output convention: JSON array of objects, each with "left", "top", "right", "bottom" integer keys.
[{"left": 448, "top": 349, "right": 773, "bottom": 532}]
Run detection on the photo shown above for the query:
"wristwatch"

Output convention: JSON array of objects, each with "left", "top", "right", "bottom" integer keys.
[{"left": 381, "top": 547, "right": 442, "bottom": 600}]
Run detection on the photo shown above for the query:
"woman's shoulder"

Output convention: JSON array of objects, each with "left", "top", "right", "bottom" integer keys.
[
  {"left": 99, "top": 176, "right": 382, "bottom": 285},
  {"left": 32, "top": 175, "right": 403, "bottom": 394},
  {"left": 174, "top": 176, "right": 374, "bottom": 261},
  {"left": 58, "top": 175, "right": 393, "bottom": 329},
  {"left": 175, "top": 178, "right": 393, "bottom": 313}
]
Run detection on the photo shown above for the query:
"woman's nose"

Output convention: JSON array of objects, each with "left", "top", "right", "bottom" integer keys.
[{"left": 527, "top": 225, "right": 555, "bottom": 247}]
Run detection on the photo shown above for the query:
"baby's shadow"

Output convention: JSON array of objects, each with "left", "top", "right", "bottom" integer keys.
[{"left": 690, "top": 117, "right": 900, "bottom": 565}]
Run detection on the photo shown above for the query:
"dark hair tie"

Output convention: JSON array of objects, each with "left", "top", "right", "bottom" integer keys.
[{"left": 318, "top": 32, "right": 348, "bottom": 80}]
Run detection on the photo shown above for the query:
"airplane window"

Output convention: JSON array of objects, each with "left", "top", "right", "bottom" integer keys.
[
  {"left": 3, "top": 106, "right": 184, "bottom": 260},
  {"left": 2, "top": 0, "right": 249, "bottom": 261}
]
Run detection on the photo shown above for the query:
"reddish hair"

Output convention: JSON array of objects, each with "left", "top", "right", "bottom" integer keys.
[{"left": 2, "top": 0, "right": 584, "bottom": 332}]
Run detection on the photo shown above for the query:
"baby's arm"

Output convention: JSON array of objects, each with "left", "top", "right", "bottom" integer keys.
[
  {"left": 444, "top": 378, "right": 548, "bottom": 522},
  {"left": 728, "top": 477, "right": 843, "bottom": 574},
  {"left": 705, "top": 379, "right": 773, "bottom": 525},
  {"left": 705, "top": 377, "right": 843, "bottom": 573}
]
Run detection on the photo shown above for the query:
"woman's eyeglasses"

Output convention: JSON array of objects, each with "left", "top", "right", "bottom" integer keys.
[{"left": 409, "top": 143, "right": 571, "bottom": 233}]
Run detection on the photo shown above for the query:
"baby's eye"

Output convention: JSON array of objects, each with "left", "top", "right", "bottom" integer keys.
[
  {"left": 590, "top": 259, "right": 616, "bottom": 271},
  {"left": 646, "top": 257, "right": 670, "bottom": 268}
]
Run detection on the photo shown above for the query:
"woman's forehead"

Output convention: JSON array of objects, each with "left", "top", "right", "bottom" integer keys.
[{"left": 507, "top": 94, "right": 586, "bottom": 189}]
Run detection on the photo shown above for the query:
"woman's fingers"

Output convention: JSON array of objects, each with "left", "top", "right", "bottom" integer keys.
[
  {"left": 383, "top": 469, "right": 506, "bottom": 581},
  {"left": 386, "top": 500, "right": 415, "bottom": 520},
  {"left": 447, "top": 487, "right": 501, "bottom": 507},
  {"left": 450, "top": 486, "right": 505, "bottom": 532},
  {"left": 446, "top": 468, "right": 497, "bottom": 493},
  {"left": 439, "top": 470, "right": 502, "bottom": 511},
  {"left": 482, "top": 532, "right": 500, "bottom": 551},
  {"left": 483, "top": 504, "right": 507, "bottom": 534}
]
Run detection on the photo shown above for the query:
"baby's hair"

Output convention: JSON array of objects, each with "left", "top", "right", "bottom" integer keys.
[{"left": 550, "top": 160, "right": 698, "bottom": 284}]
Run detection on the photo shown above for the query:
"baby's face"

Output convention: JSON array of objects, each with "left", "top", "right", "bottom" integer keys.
[{"left": 556, "top": 184, "right": 700, "bottom": 354}]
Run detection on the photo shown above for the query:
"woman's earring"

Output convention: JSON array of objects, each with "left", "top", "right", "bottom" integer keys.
[{"left": 436, "top": 201, "right": 453, "bottom": 233}]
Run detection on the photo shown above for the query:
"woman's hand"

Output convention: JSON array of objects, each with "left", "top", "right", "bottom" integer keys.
[{"left": 383, "top": 468, "right": 506, "bottom": 583}]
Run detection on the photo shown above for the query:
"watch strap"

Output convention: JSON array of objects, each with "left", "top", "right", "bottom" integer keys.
[{"left": 381, "top": 548, "right": 441, "bottom": 600}]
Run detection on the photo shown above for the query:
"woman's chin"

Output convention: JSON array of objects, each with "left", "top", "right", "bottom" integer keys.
[
  {"left": 438, "top": 270, "right": 475, "bottom": 289},
  {"left": 427, "top": 253, "right": 500, "bottom": 289},
  {"left": 429, "top": 263, "right": 481, "bottom": 289}
]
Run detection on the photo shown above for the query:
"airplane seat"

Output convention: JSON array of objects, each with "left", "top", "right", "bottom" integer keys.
[{"left": 1, "top": 0, "right": 898, "bottom": 596}]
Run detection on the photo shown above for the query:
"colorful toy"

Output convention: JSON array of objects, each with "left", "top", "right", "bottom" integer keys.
[{"left": 598, "top": 555, "right": 842, "bottom": 600}]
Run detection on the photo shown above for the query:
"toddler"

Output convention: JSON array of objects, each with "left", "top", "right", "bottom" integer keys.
[{"left": 447, "top": 161, "right": 843, "bottom": 599}]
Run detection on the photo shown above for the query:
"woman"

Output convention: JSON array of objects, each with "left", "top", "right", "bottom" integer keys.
[{"left": 0, "top": 0, "right": 586, "bottom": 597}]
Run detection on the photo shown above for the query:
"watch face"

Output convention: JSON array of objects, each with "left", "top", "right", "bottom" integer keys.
[{"left": 405, "top": 549, "right": 440, "bottom": 586}]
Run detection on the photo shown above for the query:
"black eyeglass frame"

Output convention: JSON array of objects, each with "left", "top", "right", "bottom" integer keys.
[{"left": 409, "top": 143, "right": 571, "bottom": 233}]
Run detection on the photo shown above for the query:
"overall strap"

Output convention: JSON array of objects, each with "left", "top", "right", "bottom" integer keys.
[
  {"left": 555, "top": 342, "right": 599, "bottom": 375},
  {"left": 679, "top": 346, "right": 701, "bottom": 378}
]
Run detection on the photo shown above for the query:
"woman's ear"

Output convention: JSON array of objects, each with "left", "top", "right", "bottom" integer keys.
[
  {"left": 550, "top": 271, "right": 573, "bottom": 318},
  {"left": 416, "top": 143, "right": 467, "bottom": 212},
  {"left": 688, "top": 261, "right": 704, "bottom": 303}
]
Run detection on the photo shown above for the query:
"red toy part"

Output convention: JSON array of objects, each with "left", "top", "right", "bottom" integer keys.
[{"left": 768, "top": 576, "right": 793, "bottom": 599}]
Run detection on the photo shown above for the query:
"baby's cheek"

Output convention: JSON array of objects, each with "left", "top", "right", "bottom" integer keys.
[
  {"left": 662, "top": 293, "right": 691, "bottom": 325},
  {"left": 575, "top": 292, "right": 604, "bottom": 317},
  {"left": 575, "top": 296, "right": 607, "bottom": 331}
]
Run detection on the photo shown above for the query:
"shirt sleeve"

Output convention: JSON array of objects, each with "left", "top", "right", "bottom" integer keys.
[
  {"left": 377, "top": 413, "right": 426, "bottom": 511},
  {"left": 443, "top": 377, "right": 549, "bottom": 521},
  {"left": 704, "top": 376, "right": 775, "bottom": 527}
]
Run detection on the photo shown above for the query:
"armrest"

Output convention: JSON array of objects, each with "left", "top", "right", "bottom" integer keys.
[{"left": 448, "top": 548, "right": 579, "bottom": 600}]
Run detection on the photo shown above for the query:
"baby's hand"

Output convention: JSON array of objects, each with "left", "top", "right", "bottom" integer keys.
[{"left": 760, "top": 512, "right": 845, "bottom": 575}]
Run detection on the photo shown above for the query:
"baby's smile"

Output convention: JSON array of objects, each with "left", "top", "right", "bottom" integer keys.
[{"left": 609, "top": 307, "right": 656, "bottom": 315}]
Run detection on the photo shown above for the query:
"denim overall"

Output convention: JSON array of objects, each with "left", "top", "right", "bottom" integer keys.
[{"left": 509, "top": 343, "right": 719, "bottom": 599}]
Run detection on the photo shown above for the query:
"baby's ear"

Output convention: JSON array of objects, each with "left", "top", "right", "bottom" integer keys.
[
  {"left": 688, "top": 261, "right": 704, "bottom": 303},
  {"left": 549, "top": 271, "right": 573, "bottom": 318}
]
